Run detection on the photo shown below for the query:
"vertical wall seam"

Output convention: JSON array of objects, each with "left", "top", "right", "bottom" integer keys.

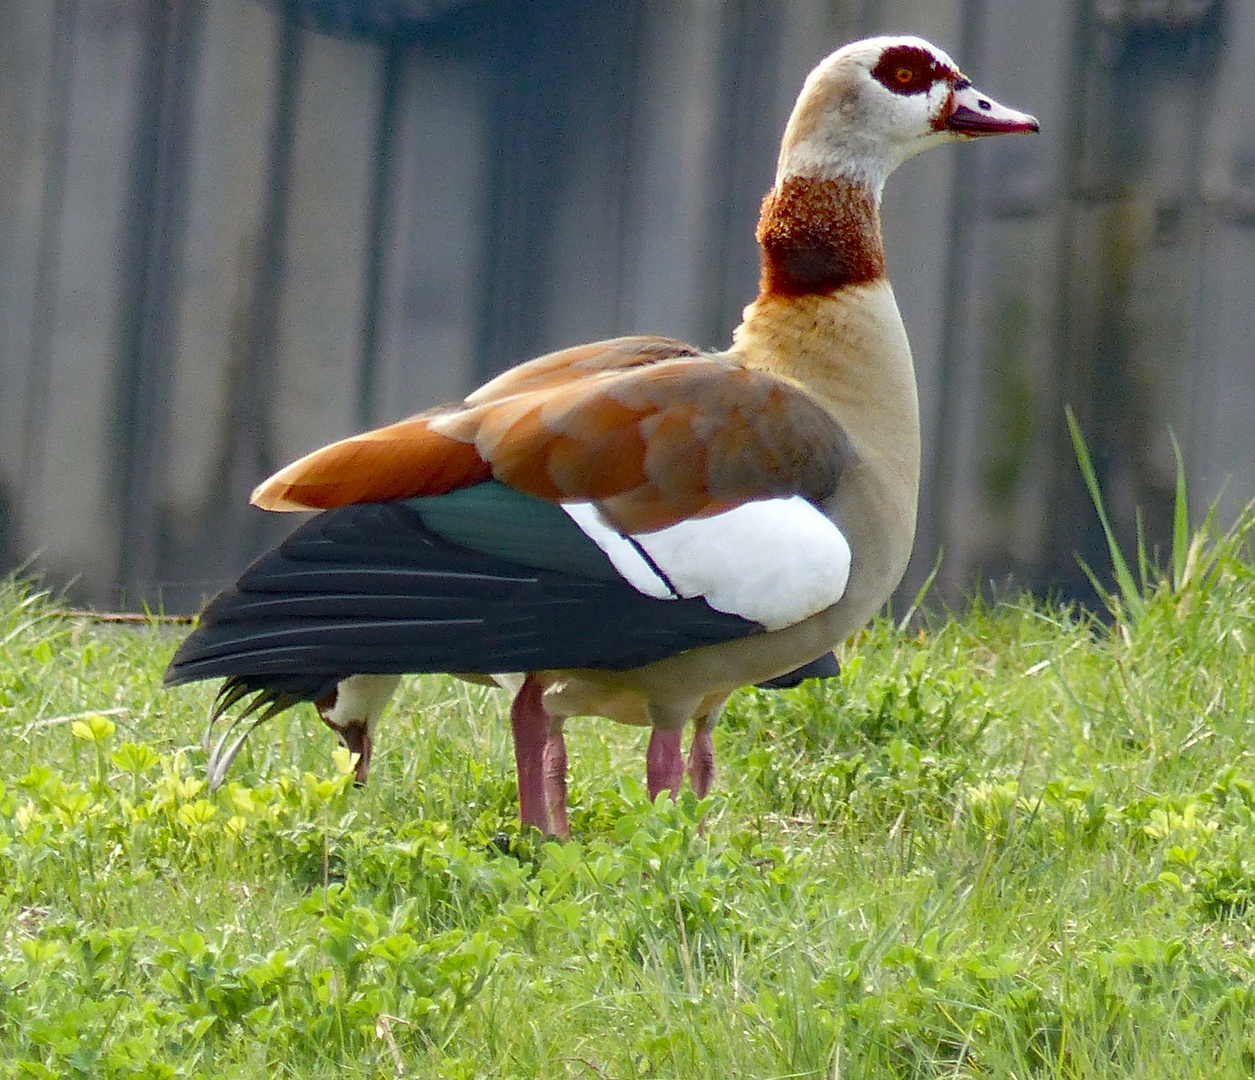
[{"left": 19, "top": 0, "right": 77, "bottom": 543}]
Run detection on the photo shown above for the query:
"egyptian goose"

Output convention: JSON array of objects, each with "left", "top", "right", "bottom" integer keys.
[{"left": 166, "top": 36, "right": 1037, "bottom": 838}]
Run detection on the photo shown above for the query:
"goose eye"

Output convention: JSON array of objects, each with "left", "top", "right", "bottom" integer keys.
[{"left": 871, "top": 43, "right": 951, "bottom": 96}]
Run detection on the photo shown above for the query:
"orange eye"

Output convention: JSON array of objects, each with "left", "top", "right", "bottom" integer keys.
[{"left": 871, "top": 46, "right": 941, "bottom": 95}]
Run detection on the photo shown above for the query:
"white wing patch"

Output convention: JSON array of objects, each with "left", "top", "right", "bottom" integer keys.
[
  {"left": 563, "top": 497, "right": 850, "bottom": 631},
  {"left": 561, "top": 502, "right": 674, "bottom": 598}
]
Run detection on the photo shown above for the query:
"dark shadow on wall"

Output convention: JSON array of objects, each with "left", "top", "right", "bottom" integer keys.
[{"left": 0, "top": 482, "right": 14, "bottom": 576}]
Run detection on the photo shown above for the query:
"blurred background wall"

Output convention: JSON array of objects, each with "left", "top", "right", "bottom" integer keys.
[{"left": 1, "top": 0, "right": 1251, "bottom": 613}]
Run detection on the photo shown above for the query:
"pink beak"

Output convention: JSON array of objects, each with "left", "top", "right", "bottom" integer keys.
[{"left": 946, "top": 81, "right": 1039, "bottom": 136}]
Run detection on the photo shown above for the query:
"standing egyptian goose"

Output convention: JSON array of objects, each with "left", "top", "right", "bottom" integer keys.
[{"left": 166, "top": 36, "right": 1037, "bottom": 838}]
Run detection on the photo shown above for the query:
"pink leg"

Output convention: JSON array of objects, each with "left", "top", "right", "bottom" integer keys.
[
  {"left": 686, "top": 715, "right": 716, "bottom": 798},
  {"left": 543, "top": 724, "right": 570, "bottom": 841},
  {"left": 646, "top": 728, "right": 685, "bottom": 801},
  {"left": 510, "top": 674, "right": 550, "bottom": 833}
]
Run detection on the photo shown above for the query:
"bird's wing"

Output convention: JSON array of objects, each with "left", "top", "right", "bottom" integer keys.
[
  {"left": 164, "top": 483, "right": 763, "bottom": 688},
  {"left": 249, "top": 336, "right": 695, "bottom": 513},
  {"left": 170, "top": 335, "right": 858, "bottom": 695},
  {"left": 251, "top": 335, "right": 850, "bottom": 534}
]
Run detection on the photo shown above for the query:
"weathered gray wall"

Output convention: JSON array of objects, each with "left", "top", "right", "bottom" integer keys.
[{"left": 0, "top": 0, "right": 1249, "bottom": 612}]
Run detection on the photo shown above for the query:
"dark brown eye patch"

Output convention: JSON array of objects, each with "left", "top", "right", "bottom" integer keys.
[{"left": 871, "top": 45, "right": 954, "bottom": 95}]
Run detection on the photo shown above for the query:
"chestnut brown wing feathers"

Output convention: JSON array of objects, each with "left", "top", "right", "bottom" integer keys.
[{"left": 253, "top": 336, "right": 850, "bottom": 533}]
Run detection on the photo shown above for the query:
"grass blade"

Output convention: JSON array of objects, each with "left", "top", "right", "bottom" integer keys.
[
  {"left": 1066, "top": 406, "right": 1144, "bottom": 619},
  {"left": 1169, "top": 430, "right": 1189, "bottom": 591}
]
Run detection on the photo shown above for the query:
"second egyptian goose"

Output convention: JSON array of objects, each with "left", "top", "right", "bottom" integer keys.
[{"left": 165, "top": 35, "right": 1038, "bottom": 838}]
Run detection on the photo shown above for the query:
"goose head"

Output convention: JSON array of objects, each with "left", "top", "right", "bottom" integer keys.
[{"left": 777, "top": 35, "right": 1040, "bottom": 195}]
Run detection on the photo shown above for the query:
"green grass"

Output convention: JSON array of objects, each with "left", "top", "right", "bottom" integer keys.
[{"left": 3, "top": 501, "right": 1255, "bottom": 1078}]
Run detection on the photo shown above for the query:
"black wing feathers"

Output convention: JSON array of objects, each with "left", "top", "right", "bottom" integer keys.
[{"left": 165, "top": 494, "right": 761, "bottom": 694}]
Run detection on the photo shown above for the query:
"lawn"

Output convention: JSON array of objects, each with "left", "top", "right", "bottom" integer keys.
[{"left": 2, "top": 501, "right": 1255, "bottom": 1078}]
